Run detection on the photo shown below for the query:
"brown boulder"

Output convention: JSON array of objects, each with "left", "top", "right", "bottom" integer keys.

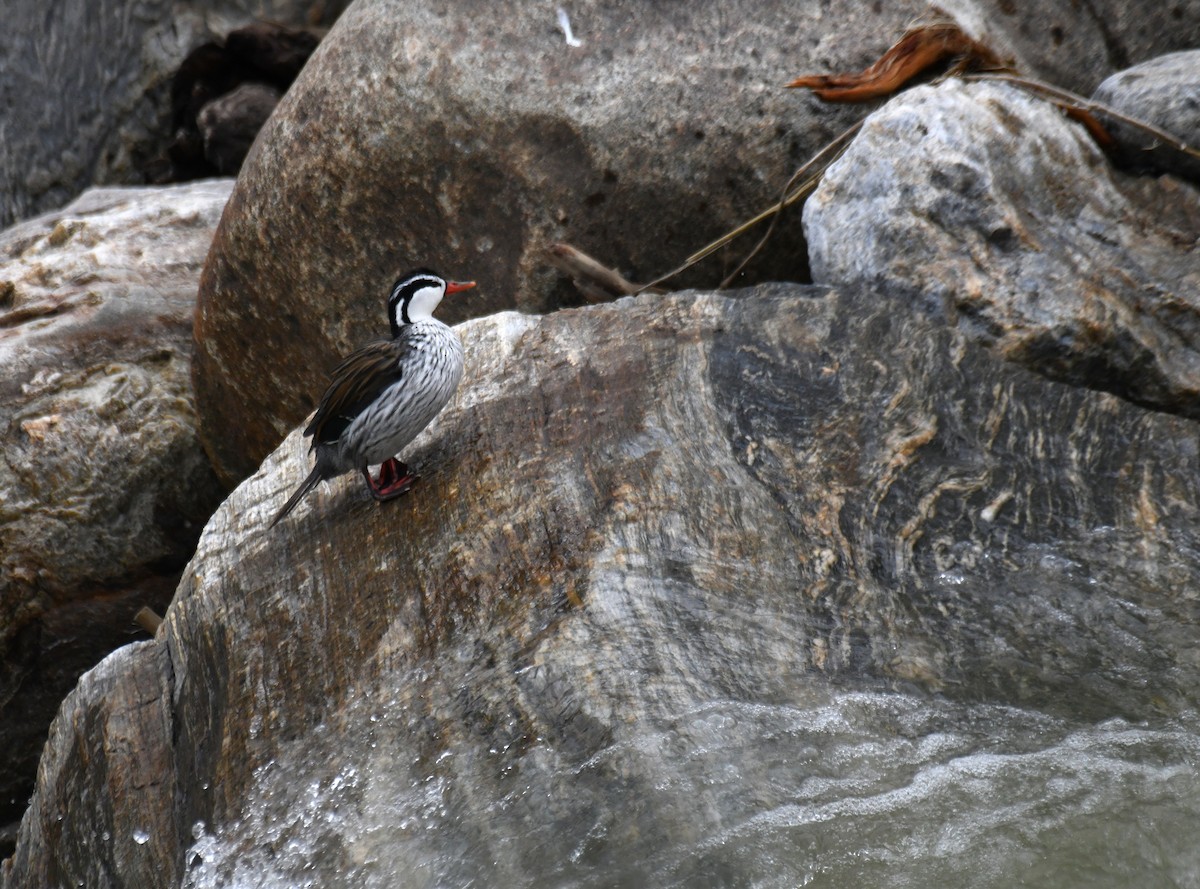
[{"left": 0, "top": 181, "right": 229, "bottom": 845}]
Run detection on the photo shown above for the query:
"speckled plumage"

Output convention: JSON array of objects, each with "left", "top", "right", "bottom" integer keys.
[{"left": 271, "top": 270, "right": 472, "bottom": 526}]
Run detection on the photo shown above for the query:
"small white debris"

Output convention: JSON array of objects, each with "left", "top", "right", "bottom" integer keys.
[
  {"left": 557, "top": 7, "right": 583, "bottom": 47},
  {"left": 980, "top": 490, "right": 1013, "bottom": 523}
]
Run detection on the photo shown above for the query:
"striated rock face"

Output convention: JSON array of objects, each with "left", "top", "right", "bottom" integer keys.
[
  {"left": 8, "top": 288, "right": 1200, "bottom": 887},
  {"left": 0, "top": 642, "right": 175, "bottom": 889},
  {"left": 804, "top": 79, "right": 1200, "bottom": 419},
  {"left": 0, "top": 181, "right": 230, "bottom": 842},
  {"left": 0, "top": 0, "right": 348, "bottom": 228}
]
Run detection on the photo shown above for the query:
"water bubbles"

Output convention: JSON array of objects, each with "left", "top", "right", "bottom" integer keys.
[{"left": 132, "top": 828, "right": 150, "bottom": 845}]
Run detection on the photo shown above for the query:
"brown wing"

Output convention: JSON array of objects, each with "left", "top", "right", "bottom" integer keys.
[{"left": 305, "top": 338, "right": 408, "bottom": 445}]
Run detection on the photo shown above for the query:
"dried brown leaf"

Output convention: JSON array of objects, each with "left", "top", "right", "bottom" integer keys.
[{"left": 786, "top": 22, "right": 1006, "bottom": 102}]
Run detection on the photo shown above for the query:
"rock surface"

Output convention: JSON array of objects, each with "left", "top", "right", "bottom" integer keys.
[
  {"left": 939, "top": 0, "right": 1200, "bottom": 96},
  {"left": 1092, "top": 50, "right": 1200, "bottom": 181},
  {"left": 0, "top": 181, "right": 230, "bottom": 842},
  {"left": 0, "top": 0, "right": 347, "bottom": 228},
  {"left": 805, "top": 79, "right": 1200, "bottom": 419},
  {"left": 0, "top": 642, "right": 174, "bottom": 889},
  {"left": 190, "top": 1, "right": 1200, "bottom": 486},
  {"left": 164, "top": 22, "right": 324, "bottom": 183},
  {"left": 7, "top": 287, "right": 1200, "bottom": 887},
  {"left": 197, "top": 83, "right": 284, "bottom": 175}
]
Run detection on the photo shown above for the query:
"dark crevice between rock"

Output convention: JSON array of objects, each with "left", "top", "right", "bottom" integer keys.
[
  {"left": 147, "top": 22, "right": 328, "bottom": 183},
  {"left": 0, "top": 570, "right": 181, "bottom": 861}
]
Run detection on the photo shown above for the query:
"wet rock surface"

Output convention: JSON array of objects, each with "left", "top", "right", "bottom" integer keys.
[
  {"left": 0, "top": 181, "right": 230, "bottom": 844},
  {"left": 7, "top": 287, "right": 1200, "bottom": 886},
  {"left": 804, "top": 79, "right": 1200, "bottom": 419}
]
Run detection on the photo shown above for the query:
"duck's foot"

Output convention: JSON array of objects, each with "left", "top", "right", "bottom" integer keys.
[{"left": 363, "top": 458, "right": 417, "bottom": 501}]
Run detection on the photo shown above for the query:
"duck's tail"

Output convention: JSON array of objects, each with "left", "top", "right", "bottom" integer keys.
[{"left": 269, "top": 466, "right": 324, "bottom": 528}]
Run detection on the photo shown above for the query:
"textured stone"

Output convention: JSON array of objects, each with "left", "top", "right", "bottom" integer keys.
[
  {"left": 190, "top": 1, "right": 1200, "bottom": 486},
  {"left": 0, "top": 181, "right": 230, "bottom": 841},
  {"left": 1092, "top": 50, "right": 1200, "bottom": 181},
  {"left": 804, "top": 79, "right": 1200, "bottom": 418},
  {"left": 8, "top": 288, "right": 1200, "bottom": 887},
  {"left": 940, "top": 0, "right": 1200, "bottom": 95},
  {"left": 0, "top": 0, "right": 347, "bottom": 228}
]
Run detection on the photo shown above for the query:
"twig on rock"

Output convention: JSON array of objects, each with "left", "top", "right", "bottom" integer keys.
[
  {"left": 963, "top": 72, "right": 1200, "bottom": 163},
  {"left": 638, "top": 119, "right": 862, "bottom": 293},
  {"left": 134, "top": 606, "right": 164, "bottom": 635},
  {"left": 547, "top": 243, "right": 662, "bottom": 301},
  {"left": 785, "top": 19, "right": 1008, "bottom": 101}
]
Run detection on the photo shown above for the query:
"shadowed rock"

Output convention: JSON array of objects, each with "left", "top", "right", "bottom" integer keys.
[
  {"left": 937, "top": 0, "right": 1200, "bottom": 94},
  {"left": 0, "top": 0, "right": 349, "bottom": 228},
  {"left": 198, "top": 83, "right": 284, "bottom": 175},
  {"left": 165, "top": 22, "right": 324, "bottom": 182},
  {"left": 1092, "top": 50, "right": 1200, "bottom": 181}
]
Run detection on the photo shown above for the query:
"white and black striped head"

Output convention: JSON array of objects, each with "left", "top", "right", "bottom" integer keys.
[{"left": 387, "top": 268, "right": 476, "bottom": 336}]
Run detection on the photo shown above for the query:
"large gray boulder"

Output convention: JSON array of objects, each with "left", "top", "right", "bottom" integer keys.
[
  {"left": 805, "top": 79, "right": 1200, "bottom": 417},
  {"left": 0, "top": 181, "right": 229, "bottom": 845},
  {"left": 6, "top": 288, "right": 1200, "bottom": 888}
]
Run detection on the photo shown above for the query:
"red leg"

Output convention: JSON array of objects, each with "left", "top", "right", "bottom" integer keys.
[
  {"left": 377, "top": 457, "right": 400, "bottom": 488},
  {"left": 363, "top": 459, "right": 418, "bottom": 502}
]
